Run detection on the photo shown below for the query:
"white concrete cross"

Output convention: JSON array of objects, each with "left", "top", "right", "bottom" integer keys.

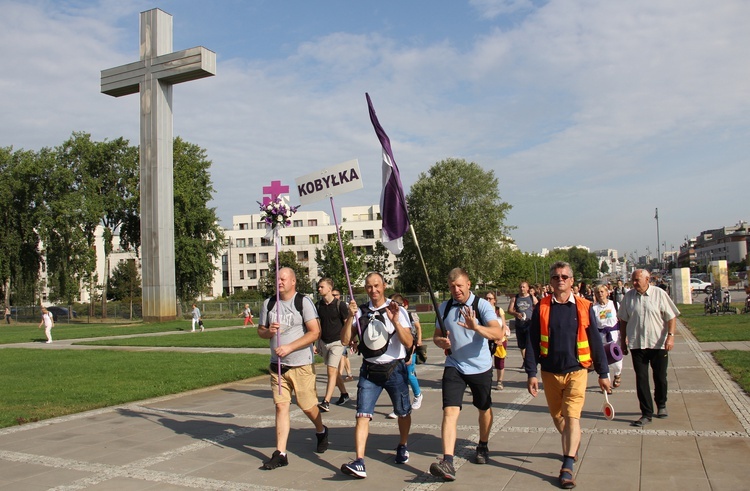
[{"left": 101, "top": 8, "right": 216, "bottom": 321}]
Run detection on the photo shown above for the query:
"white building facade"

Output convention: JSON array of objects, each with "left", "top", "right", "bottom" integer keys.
[{"left": 213, "top": 202, "right": 396, "bottom": 296}]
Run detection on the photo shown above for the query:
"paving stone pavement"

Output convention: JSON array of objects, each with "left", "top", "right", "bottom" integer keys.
[{"left": 0, "top": 318, "right": 749, "bottom": 490}]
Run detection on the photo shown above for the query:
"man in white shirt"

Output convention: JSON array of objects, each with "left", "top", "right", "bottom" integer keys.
[{"left": 618, "top": 269, "right": 680, "bottom": 427}]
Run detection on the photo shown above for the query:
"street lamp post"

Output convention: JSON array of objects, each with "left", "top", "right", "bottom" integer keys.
[{"left": 655, "top": 208, "right": 661, "bottom": 271}]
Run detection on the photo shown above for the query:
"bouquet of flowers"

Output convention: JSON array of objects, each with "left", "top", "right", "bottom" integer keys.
[{"left": 258, "top": 196, "right": 299, "bottom": 230}]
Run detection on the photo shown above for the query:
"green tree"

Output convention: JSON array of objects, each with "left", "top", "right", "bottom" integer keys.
[
  {"left": 496, "top": 249, "right": 535, "bottom": 290},
  {"left": 258, "top": 250, "right": 313, "bottom": 297},
  {"left": 39, "top": 141, "right": 93, "bottom": 306},
  {"left": 172, "top": 137, "right": 225, "bottom": 308},
  {"left": 548, "top": 247, "right": 600, "bottom": 280},
  {"left": 600, "top": 261, "right": 610, "bottom": 274},
  {"left": 0, "top": 147, "right": 45, "bottom": 306},
  {"left": 108, "top": 259, "right": 142, "bottom": 302},
  {"left": 315, "top": 229, "right": 366, "bottom": 292},
  {"left": 399, "top": 158, "right": 513, "bottom": 291},
  {"left": 51, "top": 133, "right": 139, "bottom": 317}
]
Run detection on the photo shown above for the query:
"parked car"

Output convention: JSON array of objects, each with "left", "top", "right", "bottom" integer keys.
[
  {"left": 46, "top": 306, "right": 78, "bottom": 321},
  {"left": 690, "top": 278, "right": 713, "bottom": 294}
]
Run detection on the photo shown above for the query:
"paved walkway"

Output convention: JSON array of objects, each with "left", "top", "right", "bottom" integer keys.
[{"left": 0, "top": 319, "right": 749, "bottom": 490}]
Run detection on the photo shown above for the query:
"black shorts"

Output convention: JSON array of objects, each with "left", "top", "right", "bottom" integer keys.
[
  {"left": 515, "top": 321, "right": 530, "bottom": 350},
  {"left": 441, "top": 366, "right": 493, "bottom": 411}
]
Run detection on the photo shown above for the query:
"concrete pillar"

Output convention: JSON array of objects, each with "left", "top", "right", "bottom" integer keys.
[{"left": 672, "top": 267, "right": 691, "bottom": 304}]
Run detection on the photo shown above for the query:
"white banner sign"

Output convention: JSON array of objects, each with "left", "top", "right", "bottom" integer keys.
[{"left": 295, "top": 159, "right": 363, "bottom": 205}]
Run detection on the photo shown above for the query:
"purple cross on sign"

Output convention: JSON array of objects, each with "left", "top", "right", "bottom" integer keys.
[{"left": 262, "top": 180, "right": 290, "bottom": 205}]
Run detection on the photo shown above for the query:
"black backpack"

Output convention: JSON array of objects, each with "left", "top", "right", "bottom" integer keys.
[
  {"left": 357, "top": 304, "right": 395, "bottom": 359},
  {"left": 266, "top": 293, "right": 304, "bottom": 324}
]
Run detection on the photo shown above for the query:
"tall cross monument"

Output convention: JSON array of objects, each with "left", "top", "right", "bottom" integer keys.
[{"left": 101, "top": 9, "right": 216, "bottom": 322}]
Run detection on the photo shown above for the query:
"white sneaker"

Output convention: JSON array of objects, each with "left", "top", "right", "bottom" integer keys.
[
  {"left": 45, "top": 340, "right": 52, "bottom": 344},
  {"left": 386, "top": 412, "right": 397, "bottom": 419},
  {"left": 412, "top": 393, "right": 423, "bottom": 410}
]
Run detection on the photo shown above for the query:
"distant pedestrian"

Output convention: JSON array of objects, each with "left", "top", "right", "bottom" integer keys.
[
  {"left": 388, "top": 294, "right": 423, "bottom": 417},
  {"left": 38, "top": 307, "right": 54, "bottom": 343},
  {"left": 508, "top": 281, "right": 537, "bottom": 362},
  {"left": 191, "top": 303, "right": 202, "bottom": 332},
  {"left": 315, "top": 278, "right": 351, "bottom": 411},
  {"left": 333, "top": 289, "right": 354, "bottom": 381},
  {"left": 241, "top": 303, "right": 255, "bottom": 327},
  {"left": 592, "top": 284, "right": 623, "bottom": 392},
  {"left": 485, "top": 292, "right": 511, "bottom": 390},
  {"left": 339, "top": 345, "right": 353, "bottom": 381},
  {"left": 4, "top": 306, "right": 10, "bottom": 324}
]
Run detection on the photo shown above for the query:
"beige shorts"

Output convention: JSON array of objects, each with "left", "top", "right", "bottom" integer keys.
[
  {"left": 317, "top": 340, "right": 346, "bottom": 368},
  {"left": 541, "top": 369, "right": 587, "bottom": 420},
  {"left": 270, "top": 364, "right": 318, "bottom": 410}
]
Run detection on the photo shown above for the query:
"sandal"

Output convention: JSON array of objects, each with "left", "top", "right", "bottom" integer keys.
[
  {"left": 559, "top": 468, "right": 576, "bottom": 489},
  {"left": 613, "top": 375, "right": 621, "bottom": 388}
]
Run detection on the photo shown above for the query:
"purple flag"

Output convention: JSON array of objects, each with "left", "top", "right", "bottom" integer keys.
[{"left": 366, "top": 93, "right": 410, "bottom": 254}]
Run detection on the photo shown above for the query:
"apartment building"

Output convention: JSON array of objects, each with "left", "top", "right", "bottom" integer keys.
[{"left": 212, "top": 202, "right": 395, "bottom": 296}]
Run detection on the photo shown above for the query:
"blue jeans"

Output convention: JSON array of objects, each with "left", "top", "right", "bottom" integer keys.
[
  {"left": 356, "top": 360, "right": 411, "bottom": 419},
  {"left": 406, "top": 353, "right": 421, "bottom": 396}
]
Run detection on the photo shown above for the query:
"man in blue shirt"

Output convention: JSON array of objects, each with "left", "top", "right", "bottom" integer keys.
[{"left": 430, "top": 268, "right": 504, "bottom": 481}]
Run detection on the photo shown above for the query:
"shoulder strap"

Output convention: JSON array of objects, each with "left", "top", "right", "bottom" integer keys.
[
  {"left": 294, "top": 293, "right": 305, "bottom": 315},
  {"left": 267, "top": 293, "right": 305, "bottom": 317},
  {"left": 472, "top": 295, "right": 485, "bottom": 326},
  {"left": 441, "top": 298, "right": 454, "bottom": 322}
]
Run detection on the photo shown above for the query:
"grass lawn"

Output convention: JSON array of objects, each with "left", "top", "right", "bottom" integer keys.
[
  {"left": 677, "top": 303, "right": 750, "bottom": 342},
  {"left": 0, "top": 319, "right": 245, "bottom": 345},
  {"left": 0, "top": 349, "right": 269, "bottom": 429},
  {"left": 76, "top": 326, "right": 268, "bottom": 348},
  {"left": 712, "top": 351, "right": 750, "bottom": 394},
  {"left": 678, "top": 303, "right": 750, "bottom": 394}
]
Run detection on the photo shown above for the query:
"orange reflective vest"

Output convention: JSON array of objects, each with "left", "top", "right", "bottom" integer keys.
[{"left": 538, "top": 295, "right": 592, "bottom": 368}]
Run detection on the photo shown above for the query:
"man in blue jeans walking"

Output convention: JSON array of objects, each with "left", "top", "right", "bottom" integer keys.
[{"left": 339, "top": 272, "right": 414, "bottom": 479}]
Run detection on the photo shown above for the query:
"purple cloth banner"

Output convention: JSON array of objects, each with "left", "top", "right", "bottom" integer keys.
[{"left": 366, "top": 93, "right": 410, "bottom": 254}]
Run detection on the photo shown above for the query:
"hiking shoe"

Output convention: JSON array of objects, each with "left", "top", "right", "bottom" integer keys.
[
  {"left": 316, "top": 426, "right": 329, "bottom": 453},
  {"left": 412, "top": 393, "right": 423, "bottom": 410},
  {"left": 335, "top": 393, "right": 350, "bottom": 406},
  {"left": 317, "top": 400, "right": 330, "bottom": 412},
  {"left": 262, "top": 450, "right": 288, "bottom": 470},
  {"left": 341, "top": 458, "right": 367, "bottom": 479},
  {"left": 429, "top": 459, "right": 456, "bottom": 481},
  {"left": 395, "top": 444, "right": 409, "bottom": 464},
  {"left": 476, "top": 446, "right": 489, "bottom": 464}
]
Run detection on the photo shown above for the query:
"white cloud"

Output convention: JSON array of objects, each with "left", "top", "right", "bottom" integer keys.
[{"left": 1, "top": 0, "right": 748, "bottom": 255}]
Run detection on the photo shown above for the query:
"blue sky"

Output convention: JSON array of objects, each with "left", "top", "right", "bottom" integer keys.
[{"left": 2, "top": 0, "right": 749, "bottom": 259}]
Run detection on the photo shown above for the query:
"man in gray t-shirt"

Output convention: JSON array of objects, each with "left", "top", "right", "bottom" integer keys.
[{"left": 257, "top": 267, "right": 328, "bottom": 470}]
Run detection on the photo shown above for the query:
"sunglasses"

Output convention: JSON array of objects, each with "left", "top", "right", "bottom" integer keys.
[{"left": 551, "top": 275, "right": 571, "bottom": 281}]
